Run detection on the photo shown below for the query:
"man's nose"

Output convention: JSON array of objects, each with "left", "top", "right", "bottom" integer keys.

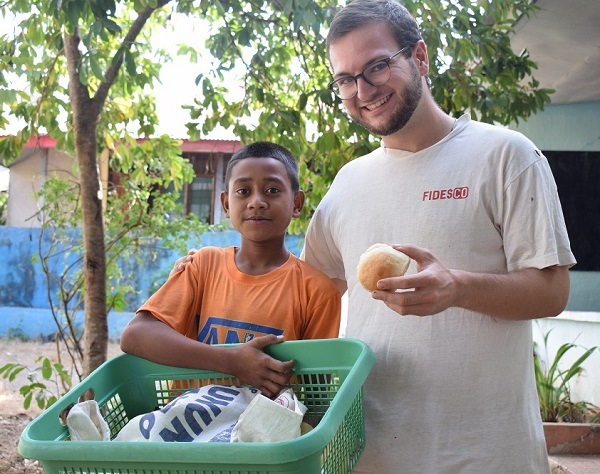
[{"left": 356, "top": 76, "right": 377, "bottom": 101}]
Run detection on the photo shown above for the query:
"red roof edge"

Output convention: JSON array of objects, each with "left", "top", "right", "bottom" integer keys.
[
  {"left": 24, "top": 136, "right": 58, "bottom": 148},
  {"left": 179, "top": 139, "right": 242, "bottom": 154},
  {"left": 10, "top": 136, "right": 241, "bottom": 153}
]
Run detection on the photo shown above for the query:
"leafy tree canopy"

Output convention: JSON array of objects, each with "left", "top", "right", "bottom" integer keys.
[{"left": 1, "top": 0, "right": 551, "bottom": 235}]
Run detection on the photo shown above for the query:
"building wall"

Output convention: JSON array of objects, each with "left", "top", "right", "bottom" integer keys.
[
  {"left": 510, "top": 100, "right": 600, "bottom": 311},
  {"left": 0, "top": 226, "right": 304, "bottom": 338},
  {"left": 510, "top": 101, "right": 600, "bottom": 152},
  {"left": 7, "top": 148, "right": 77, "bottom": 227},
  {"left": 512, "top": 101, "right": 600, "bottom": 405}
]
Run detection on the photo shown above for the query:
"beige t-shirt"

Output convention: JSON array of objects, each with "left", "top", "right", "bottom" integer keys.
[{"left": 303, "top": 114, "right": 575, "bottom": 473}]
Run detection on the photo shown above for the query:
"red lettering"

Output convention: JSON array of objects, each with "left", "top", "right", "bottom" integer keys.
[{"left": 422, "top": 187, "right": 469, "bottom": 201}]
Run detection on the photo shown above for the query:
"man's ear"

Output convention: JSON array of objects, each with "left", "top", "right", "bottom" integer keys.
[
  {"left": 220, "top": 191, "right": 230, "bottom": 218},
  {"left": 413, "top": 40, "right": 429, "bottom": 73},
  {"left": 292, "top": 190, "right": 305, "bottom": 218}
]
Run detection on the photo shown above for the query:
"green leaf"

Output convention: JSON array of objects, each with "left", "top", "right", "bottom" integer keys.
[
  {"left": 8, "top": 366, "right": 25, "bottom": 382},
  {"left": 24, "top": 393, "right": 32, "bottom": 410},
  {"left": 90, "top": 56, "right": 104, "bottom": 80},
  {"left": 41, "top": 358, "right": 53, "bottom": 379}
]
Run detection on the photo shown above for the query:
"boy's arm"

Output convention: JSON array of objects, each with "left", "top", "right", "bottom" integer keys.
[{"left": 120, "top": 311, "right": 295, "bottom": 397}]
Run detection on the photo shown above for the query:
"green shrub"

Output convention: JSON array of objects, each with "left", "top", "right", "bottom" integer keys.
[{"left": 534, "top": 330, "right": 599, "bottom": 423}]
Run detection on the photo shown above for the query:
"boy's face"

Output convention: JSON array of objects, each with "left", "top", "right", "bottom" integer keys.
[{"left": 220, "top": 157, "right": 304, "bottom": 243}]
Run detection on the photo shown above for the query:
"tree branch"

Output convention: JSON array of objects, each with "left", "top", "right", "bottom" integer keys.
[{"left": 94, "top": 0, "right": 172, "bottom": 112}]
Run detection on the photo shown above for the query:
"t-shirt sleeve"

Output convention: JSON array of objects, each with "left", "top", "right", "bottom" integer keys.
[
  {"left": 502, "top": 151, "right": 576, "bottom": 272},
  {"left": 302, "top": 289, "right": 342, "bottom": 339},
  {"left": 302, "top": 203, "right": 346, "bottom": 282},
  {"left": 137, "top": 256, "right": 202, "bottom": 337}
]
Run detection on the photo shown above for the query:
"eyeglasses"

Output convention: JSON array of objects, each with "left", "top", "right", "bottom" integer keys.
[{"left": 328, "top": 46, "right": 412, "bottom": 100}]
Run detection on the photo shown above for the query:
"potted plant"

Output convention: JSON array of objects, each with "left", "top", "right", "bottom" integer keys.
[{"left": 534, "top": 330, "right": 600, "bottom": 454}]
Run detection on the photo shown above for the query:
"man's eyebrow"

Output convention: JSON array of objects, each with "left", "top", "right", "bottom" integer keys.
[{"left": 333, "top": 54, "right": 388, "bottom": 79}]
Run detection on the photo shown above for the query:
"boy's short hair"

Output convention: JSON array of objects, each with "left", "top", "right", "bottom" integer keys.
[{"left": 225, "top": 141, "right": 300, "bottom": 192}]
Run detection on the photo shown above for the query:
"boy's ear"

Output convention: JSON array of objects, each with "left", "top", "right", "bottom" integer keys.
[
  {"left": 220, "top": 191, "right": 230, "bottom": 217},
  {"left": 292, "top": 190, "right": 305, "bottom": 218}
]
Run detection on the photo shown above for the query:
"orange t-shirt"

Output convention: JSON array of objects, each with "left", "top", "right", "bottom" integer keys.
[{"left": 138, "top": 246, "right": 341, "bottom": 344}]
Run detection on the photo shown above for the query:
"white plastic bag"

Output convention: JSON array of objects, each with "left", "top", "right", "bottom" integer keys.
[
  {"left": 230, "top": 388, "right": 307, "bottom": 443},
  {"left": 64, "top": 400, "right": 111, "bottom": 441},
  {"left": 114, "top": 385, "right": 259, "bottom": 442}
]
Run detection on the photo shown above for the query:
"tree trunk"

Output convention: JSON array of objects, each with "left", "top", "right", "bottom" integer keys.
[
  {"left": 64, "top": 30, "right": 108, "bottom": 377},
  {"left": 61, "top": 1, "right": 171, "bottom": 377},
  {"left": 76, "top": 118, "right": 108, "bottom": 377}
]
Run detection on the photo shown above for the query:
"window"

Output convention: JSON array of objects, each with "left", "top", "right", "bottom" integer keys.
[
  {"left": 545, "top": 151, "right": 600, "bottom": 270},
  {"left": 188, "top": 177, "right": 213, "bottom": 223}
]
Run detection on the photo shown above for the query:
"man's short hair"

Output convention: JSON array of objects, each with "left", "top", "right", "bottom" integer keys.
[{"left": 326, "top": 0, "right": 422, "bottom": 58}]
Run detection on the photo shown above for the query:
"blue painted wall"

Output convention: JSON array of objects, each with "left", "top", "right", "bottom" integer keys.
[
  {"left": 0, "top": 226, "right": 304, "bottom": 338},
  {"left": 0, "top": 226, "right": 597, "bottom": 338}
]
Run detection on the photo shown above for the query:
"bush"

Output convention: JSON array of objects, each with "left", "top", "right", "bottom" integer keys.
[{"left": 534, "top": 330, "right": 599, "bottom": 423}]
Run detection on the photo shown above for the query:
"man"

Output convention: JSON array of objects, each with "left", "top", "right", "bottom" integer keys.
[{"left": 301, "top": 0, "right": 575, "bottom": 472}]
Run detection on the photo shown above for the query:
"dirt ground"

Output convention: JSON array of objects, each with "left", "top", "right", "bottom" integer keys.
[{"left": 0, "top": 339, "right": 122, "bottom": 473}]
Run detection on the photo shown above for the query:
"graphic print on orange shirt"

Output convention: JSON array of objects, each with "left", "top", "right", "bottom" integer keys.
[{"left": 196, "top": 316, "right": 284, "bottom": 344}]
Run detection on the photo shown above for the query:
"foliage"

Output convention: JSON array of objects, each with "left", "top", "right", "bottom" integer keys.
[
  {"left": 0, "top": 191, "right": 6, "bottom": 225},
  {"left": 534, "top": 330, "right": 599, "bottom": 423},
  {"left": 186, "top": 0, "right": 552, "bottom": 233},
  {"left": 0, "top": 0, "right": 188, "bottom": 375},
  {"left": 29, "top": 135, "right": 206, "bottom": 384},
  {"left": 0, "top": 356, "right": 72, "bottom": 410}
]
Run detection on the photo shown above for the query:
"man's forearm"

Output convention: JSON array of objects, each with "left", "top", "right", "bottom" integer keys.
[{"left": 452, "top": 266, "right": 570, "bottom": 320}]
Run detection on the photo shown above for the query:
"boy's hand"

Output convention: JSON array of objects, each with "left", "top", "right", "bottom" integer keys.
[
  {"left": 230, "top": 335, "right": 295, "bottom": 398},
  {"left": 169, "top": 249, "right": 197, "bottom": 277}
]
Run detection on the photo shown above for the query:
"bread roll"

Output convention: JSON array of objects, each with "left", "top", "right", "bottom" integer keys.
[{"left": 357, "top": 244, "right": 411, "bottom": 291}]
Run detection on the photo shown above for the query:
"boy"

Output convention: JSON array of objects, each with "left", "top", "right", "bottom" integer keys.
[{"left": 120, "top": 142, "right": 341, "bottom": 397}]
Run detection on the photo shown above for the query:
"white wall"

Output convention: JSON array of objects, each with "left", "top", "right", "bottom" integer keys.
[
  {"left": 532, "top": 312, "right": 600, "bottom": 407},
  {"left": 7, "top": 148, "right": 77, "bottom": 227}
]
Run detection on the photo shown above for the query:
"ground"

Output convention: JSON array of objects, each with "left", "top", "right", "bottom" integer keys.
[{"left": 0, "top": 339, "right": 122, "bottom": 473}]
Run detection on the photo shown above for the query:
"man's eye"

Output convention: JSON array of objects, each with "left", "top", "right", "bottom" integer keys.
[
  {"left": 337, "top": 76, "right": 354, "bottom": 86},
  {"left": 266, "top": 187, "right": 280, "bottom": 194},
  {"left": 235, "top": 188, "right": 249, "bottom": 196},
  {"left": 367, "top": 61, "right": 387, "bottom": 75}
]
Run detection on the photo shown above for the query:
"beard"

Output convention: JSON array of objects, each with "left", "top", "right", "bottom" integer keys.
[{"left": 348, "top": 62, "right": 423, "bottom": 137}]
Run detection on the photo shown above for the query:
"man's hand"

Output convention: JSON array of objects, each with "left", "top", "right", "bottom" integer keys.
[
  {"left": 371, "top": 244, "right": 570, "bottom": 320},
  {"left": 228, "top": 335, "right": 295, "bottom": 398},
  {"left": 169, "top": 249, "right": 197, "bottom": 277},
  {"left": 372, "top": 244, "right": 457, "bottom": 316}
]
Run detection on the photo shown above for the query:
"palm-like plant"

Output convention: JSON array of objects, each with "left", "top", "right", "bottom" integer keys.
[{"left": 534, "top": 330, "right": 599, "bottom": 423}]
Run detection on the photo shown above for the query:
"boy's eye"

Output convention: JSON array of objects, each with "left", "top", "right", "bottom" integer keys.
[
  {"left": 266, "top": 187, "right": 280, "bottom": 194},
  {"left": 235, "top": 188, "right": 250, "bottom": 196}
]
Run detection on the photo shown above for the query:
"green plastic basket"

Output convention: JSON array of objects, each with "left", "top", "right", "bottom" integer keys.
[{"left": 19, "top": 338, "right": 375, "bottom": 474}]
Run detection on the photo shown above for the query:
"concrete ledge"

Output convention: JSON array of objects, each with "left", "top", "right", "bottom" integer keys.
[{"left": 0, "top": 307, "right": 133, "bottom": 340}]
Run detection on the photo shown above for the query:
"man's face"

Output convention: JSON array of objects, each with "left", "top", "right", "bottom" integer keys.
[{"left": 329, "top": 22, "right": 423, "bottom": 137}]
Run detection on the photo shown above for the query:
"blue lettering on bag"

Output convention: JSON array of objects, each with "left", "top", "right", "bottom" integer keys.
[
  {"left": 139, "top": 412, "right": 155, "bottom": 440},
  {"left": 159, "top": 416, "right": 194, "bottom": 442}
]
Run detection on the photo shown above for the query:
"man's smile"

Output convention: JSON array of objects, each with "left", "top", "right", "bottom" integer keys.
[{"left": 365, "top": 93, "right": 392, "bottom": 111}]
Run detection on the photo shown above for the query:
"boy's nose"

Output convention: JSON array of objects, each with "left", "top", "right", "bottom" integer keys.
[{"left": 248, "top": 195, "right": 267, "bottom": 209}]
